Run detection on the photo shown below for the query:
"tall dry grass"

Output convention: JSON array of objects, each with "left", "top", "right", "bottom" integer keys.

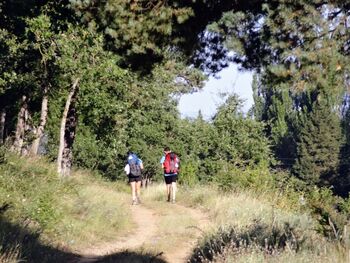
[
  {"left": 140, "top": 184, "right": 200, "bottom": 254},
  {"left": 171, "top": 185, "right": 349, "bottom": 263},
  {"left": 0, "top": 154, "right": 133, "bottom": 262}
]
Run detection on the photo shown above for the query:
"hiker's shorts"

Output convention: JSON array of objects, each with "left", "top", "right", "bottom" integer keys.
[
  {"left": 164, "top": 174, "right": 177, "bottom": 184},
  {"left": 128, "top": 175, "right": 142, "bottom": 183}
]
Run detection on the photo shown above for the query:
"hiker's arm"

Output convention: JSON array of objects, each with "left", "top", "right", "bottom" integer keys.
[
  {"left": 124, "top": 164, "right": 130, "bottom": 175},
  {"left": 160, "top": 155, "right": 165, "bottom": 168}
]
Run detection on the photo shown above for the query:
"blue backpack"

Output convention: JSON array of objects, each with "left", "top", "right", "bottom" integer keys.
[{"left": 128, "top": 154, "right": 142, "bottom": 176}]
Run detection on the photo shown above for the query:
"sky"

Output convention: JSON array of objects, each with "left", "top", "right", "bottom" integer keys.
[{"left": 178, "top": 63, "right": 254, "bottom": 119}]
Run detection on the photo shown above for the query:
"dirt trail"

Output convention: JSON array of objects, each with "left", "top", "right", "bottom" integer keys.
[
  {"left": 76, "top": 205, "right": 158, "bottom": 262},
  {"left": 163, "top": 203, "right": 211, "bottom": 263},
  {"left": 74, "top": 202, "right": 211, "bottom": 263}
]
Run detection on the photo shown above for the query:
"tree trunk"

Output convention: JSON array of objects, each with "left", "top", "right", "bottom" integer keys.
[
  {"left": 11, "top": 95, "right": 27, "bottom": 153},
  {"left": 30, "top": 85, "right": 49, "bottom": 155},
  {"left": 57, "top": 78, "right": 79, "bottom": 177},
  {"left": 20, "top": 106, "right": 32, "bottom": 156},
  {"left": 0, "top": 108, "right": 6, "bottom": 144}
]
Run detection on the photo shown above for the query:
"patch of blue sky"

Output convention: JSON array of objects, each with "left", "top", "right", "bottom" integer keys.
[{"left": 178, "top": 63, "right": 254, "bottom": 120}]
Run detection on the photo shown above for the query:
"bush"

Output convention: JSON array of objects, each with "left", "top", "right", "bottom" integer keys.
[
  {"left": 178, "top": 162, "right": 199, "bottom": 187},
  {"left": 189, "top": 222, "right": 306, "bottom": 262},
  {"left": 307, "top": 187, "right": 349, "bottom": 241},
  {"left": 214, "top": 162, "right": 274, "bottom": 192}
]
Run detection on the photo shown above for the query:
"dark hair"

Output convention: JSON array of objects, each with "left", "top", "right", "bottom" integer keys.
[{"left": 164, "top": 146, "right": 170, "bottom": 152}]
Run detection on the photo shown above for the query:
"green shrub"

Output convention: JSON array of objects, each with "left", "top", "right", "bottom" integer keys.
[
  {"left": 189, "top": 222, "right": 306, "bottom": 262},
  {"left": 178, "top": 162, "right": 199, "bottom": 187},
  {"left": 214, "top": 162, "right": 274, "bottom": 192},
  {"left": 307, "top": 187, "right": 349, "bottom": 240}
]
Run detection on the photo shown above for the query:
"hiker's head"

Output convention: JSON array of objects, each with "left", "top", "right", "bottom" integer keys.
[{"left": 164, "top": 146, "right": 171, "bottom": 155}]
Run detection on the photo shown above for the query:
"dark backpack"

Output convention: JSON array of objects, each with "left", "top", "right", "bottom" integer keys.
[
  {"left": 128, "top": 154, "right": 142, "bottom": 176},
  {"left": 163, "top": 152, "right": 179, "bottom": 174}
]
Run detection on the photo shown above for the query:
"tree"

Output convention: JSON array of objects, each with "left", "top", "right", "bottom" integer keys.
[
  {"left": 25, "top": 15, "right": 57, "bottom": 155},
  {"left": 293, "top": 93, "right": 343, "bottom": 186},
  {"left": 57, "top": 78, "right": 79, "bottom": 176},
  {"left": 213, "top": 94, "right": 271, "bottom": 165},
  {"left": 69, "top": 0, "right": 269, "bottom": 72},
  {"left": 52, "top": 25, "right": 131, "bottom": 176},
  {"left": 209, "top": 1, "right": 349, "bottom": 191}
]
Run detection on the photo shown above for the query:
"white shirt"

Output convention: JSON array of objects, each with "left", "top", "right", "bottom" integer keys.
[{"left": 124, "top": 164, "right": 130, "bottom": 175}]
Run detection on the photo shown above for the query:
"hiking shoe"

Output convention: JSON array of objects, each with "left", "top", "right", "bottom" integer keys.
[
  {"left": 171, "top": 199, "right": 176, "bottom": 204},
  {"left": 132, "top": 200, "right": 138, "bottom": 205},
  {"left": 137, "top": 197, "right": 142, "bottom": 204}
]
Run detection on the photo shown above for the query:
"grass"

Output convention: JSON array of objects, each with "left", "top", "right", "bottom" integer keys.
[
  {"left": 0, "top": 153, "right": 133, "bottom": 262},
  {"left": 139, "top": 184, "right": 207, "bottom": 257},
  {"left": 172, "top": 185, "right": 350, "bottom": 263},
  {"left": 0, "top": 245, "right": 20, "bottom": 263},
  {"left": 1, "top": 151, "right": 349, "bottom": 263}
]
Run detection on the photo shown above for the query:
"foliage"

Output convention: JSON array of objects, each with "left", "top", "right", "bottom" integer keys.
[
  {"left": 213, "top": 94, "right": 271, "bottom": 164},
  {"left": 1, "top": 2, "right": 350, "bottom": 263},
  {"left": 70, "top": 0, "right": 193, "bottom": 63},
  {"left": 293, "top": 98, "right": 343, "bottom": 186},
  {"left": 214, "top": 162, "right": 273, "bottom": 192},
  {"left": 308, "top": 187, "right": 350, "bottom": 240},
  {"left": 209, "top": 0, "right": 350, "bottom": 193},
  {"left": 177, "top": 161, "right": 199, "bottom": 187},
  {"left": 69, "top": 0, "right": 266, "bottom": 71}
]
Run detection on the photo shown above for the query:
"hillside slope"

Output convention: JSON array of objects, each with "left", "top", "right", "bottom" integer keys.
[{"left": 1, "top": 154, "right": 349, "bottom": 263}]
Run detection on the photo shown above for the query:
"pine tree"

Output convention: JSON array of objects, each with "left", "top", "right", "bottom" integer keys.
[{"left": 293, "top": 94, "right": 342, "bottom": 186}]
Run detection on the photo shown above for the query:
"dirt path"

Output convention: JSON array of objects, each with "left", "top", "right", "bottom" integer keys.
[
  {"left": 162, "top": 203, "right": 211, "bottom": 263},
  {"left": 76, "top": 205, "right": 158, "bottom": 262},
  {"left": 74, "top": 202, "right": 211, "bottom": 263}
]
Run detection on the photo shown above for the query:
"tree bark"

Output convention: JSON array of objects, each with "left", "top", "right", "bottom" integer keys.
[
  {"left": 30, "top": 85, "right": 49, "bottom": 155},
  {"left": 57, "top": 78, "right": 79, "bottom": 177},
  {"left": 11, "top": 95, "right": 27, "bottom": 153},
  {"left": 20, "top": 106, "right": 32, "bottom": 156},
  {"left": 0, "top": 108, "right": 6, "bottom": 144}
]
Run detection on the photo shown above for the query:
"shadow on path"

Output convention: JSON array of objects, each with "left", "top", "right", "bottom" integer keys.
[
  {"left": 0, "top": 214, "right": 167, "bottom": 263},
  {"left": 74, "top": 251, "right": 168, "bottom": 263},
  {"left": 0, "top": 214, "right": 77, "bottom": 262}
]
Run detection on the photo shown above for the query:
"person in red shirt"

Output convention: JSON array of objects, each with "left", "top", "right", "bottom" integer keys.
[{"left": 160, "top": 147, "right": 180, "bottom": 203}]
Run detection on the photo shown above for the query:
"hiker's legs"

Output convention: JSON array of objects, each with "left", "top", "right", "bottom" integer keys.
[
  {"left": 171, "top": 182, "right": 176, "bottom": 202},
  {"left": 130, "top": 181, "right": 137, "bottom": 203},
  {"left": 136, "top": 180, "right": 141, "bottom": 202},
  {"left": 164, "top": 175, "right": 172, "bottom": 201},
  {"left": 166, "top": 183, "right": 171, "bottom": 201}
]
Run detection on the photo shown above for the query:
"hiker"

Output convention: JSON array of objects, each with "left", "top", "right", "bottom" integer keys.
[
  {"left": 124, "top": 151, "right": 144, "bottom": 205},
  {"left": 160, "top": 147, "right": 180, "bottom": 203}
]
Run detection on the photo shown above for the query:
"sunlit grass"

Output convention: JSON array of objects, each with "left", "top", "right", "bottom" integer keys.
[
  {"left": 179, "top": 184, "right": 349, "bottom": 263},
  {"left": 1, "top": 154, "right": 349, "bottom": 263},
  {"left": 0, "top": 154, "right": 134, "bottom": 261},
  {"left": 0, "top": 245, "right": 20, "bottom": 263},
  {"left": 141, "top": 184, "right": 205, "bottom": 256},
  {"left": 56, "top": 184, "right": 133, "bottom": 250},
  {"left": 218, "top": 245, "right": 349, "bottom": 263}
]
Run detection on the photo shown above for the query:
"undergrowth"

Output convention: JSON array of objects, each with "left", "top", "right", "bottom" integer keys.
[
  {"left": 179, "top": 179, "right": 350, "bottom": 262},
  {"left": 0, "top": 151, "right": 132, "bottom": 262}
]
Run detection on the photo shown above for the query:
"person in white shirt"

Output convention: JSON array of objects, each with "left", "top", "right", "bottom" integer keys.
[{"left": 125, "top": 152, "right": 144, "bottom": 205}]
